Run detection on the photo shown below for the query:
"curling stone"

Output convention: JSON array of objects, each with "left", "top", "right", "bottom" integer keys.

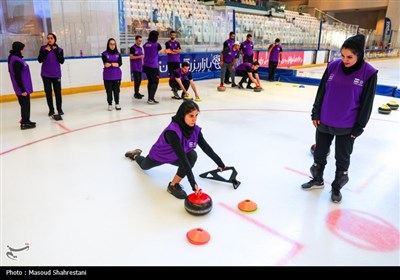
[
  {"left": 186, "top": 228, "right": 210, "bottom": 245},
  {"left": 378, "top": 104, "right": 391, "bottom": 114},
  {"left": 217, "top": 85, "right": 226, "bottom": 92},
  {"left": 238, "top": 199, "right": 258, "bottom": 212},
  {"left": 184, "top": 190, "right": 212, "bottom": 216},
  {"left": 310, "top": 144, "right": 330, "bottom": 156},
  {"left": 254, "top": 87, "right": 262, "bottom": 92},
  {"left": 387, "top": 101, "right": 399, "bottom": 110}
]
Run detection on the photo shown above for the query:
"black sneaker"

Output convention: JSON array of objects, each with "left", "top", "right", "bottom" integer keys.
[
  {"left": 301, "top": 178, "right": 324, "bottom": 190},
  {"left": 125, "top": 149, "right": 142, "bottom": 160},
  {"left": 20, "top": 123, "right": 36, "bottom": 130},
  {"left": 152, "top": 99, "right": 159, "bottom": 104},
  {"left": 246, "top": 85, "right": 254, "bottom": 89},
  {"left": 58, "top": 109, "right": 64, "bottom": 115},
  {"left": 48, "top": 109, "right": 55, "bottom": 116},
  {"left": 331, "top": 188, "right": 342, "bottom": 203},
  {"left": 27, "top": 121, "right": 36, "bottom": 125},
  {"left": 231, "top": 83, "right": 238, "bottom": 88},
  {"left": 224, "top": 81, "right": 232, "bottom": 85},
  {"left": 167, "top": 182, "right": 187, "bottom": 199},
  {"left": 171, "top": 89, "right": 181, "bottom": 99},
  {"left": 134, "top": 94, "right": 143, "bottom": 99},
  {"left": 237, "top": 83, "right": 244, "bottom": 89}
]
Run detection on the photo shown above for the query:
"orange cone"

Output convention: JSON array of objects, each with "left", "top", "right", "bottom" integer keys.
[
  {"left": 238, "top": 199, "right": 258, "bottom": 212},
  {"left": 186, "top": 228, "right": 210, "bottom": 245}
]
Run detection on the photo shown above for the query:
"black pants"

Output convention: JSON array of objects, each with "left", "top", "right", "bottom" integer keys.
[
  {"left": 268, "top": 61, "right": 278, "bottom": 81},
  {"left": 169, "top": 79, "right": 190, "bottom": 98},
  {"left": 42, "top": 76, "right": 62, "bottom": 111},
  {"left": 17, "top": 94, "right": 31, "bottom": 123},
  {"left": 104, "top": 80, "right": 121, "bottom": 105},
  {"left": 314, "top": 129, "right": 355, "bottom": 172},
  {"left": 167, "top": 62, "right": 180, "bottom": 77},
  {"left": 135, "top": 150, "right": 198, "bottom": 179},
  {"left": 236, "top": 70, "right": 251, "bottom": 86},
  {"left": 131, "top": 71, "right": 142, "bottom": 95},
  {"left": 243, "top": 55, "right": 253, "bottom": 63},
  {"left": 143, "top": 66, "right": 159, "bottom": 101}
]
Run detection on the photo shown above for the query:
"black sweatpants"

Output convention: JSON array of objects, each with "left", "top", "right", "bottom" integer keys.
[
  {"left": 314, "top": 129, "right": 355, "bottom": 172},
  {"left": 167, "top": 62, "right": 180, "bottom": 77},
  {"left": 17, "top": 94, "right": 31, "bottom": 123},
  {"left": 243, "top": 55, "right": 253, "bottom": 63},
  {"left": 143, "top": 66, "right": 159, "bottom": 101},
  {"left": 268, "top": 61, "right": 278, "bottom": 81},
  {"left": 42, "top": 76, "right": 62, "bottom": 111},
  {"left": 135, "top": 150, "right": 198, "bottom": 179},
  {"left": 169, "top": 79, "right": 190, "bottom": 98},
  {"left": 104, "top": 80, "right": 121, "bottom": 105},
  {"left": 131, "top": 71, "right": 142, "bottom": 95},
  {"left": 236, "top": 70, "right": 251, "bottom": 86}
]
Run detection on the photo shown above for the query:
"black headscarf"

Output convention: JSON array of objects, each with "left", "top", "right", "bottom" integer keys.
[
  {"left": 8, "top": 41, "right": 25, "bottom": 63},
  {"left": 47, "top": 32, "right": 59, "bottom": 48},
  {"left": 171, "top": 101, "right": 200, "bottom": 139},
  {"left": 148, "top": 30, "right": 159, "bottom": 42},
  {"left": 340, "top": 34, "right": 365, "bottom": 74},
  {"left": 106, "top": 38, "right": 118, "bottom": 54}
]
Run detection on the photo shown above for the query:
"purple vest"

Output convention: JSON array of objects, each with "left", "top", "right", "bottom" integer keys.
[
  {"left": 102, "top": 51, "right": 122, "bottom": 80},
  {"left": 237, "top": 62, "right": 252, "bottom": 72},
  {"left": 169, "top": 68, "right": 191, "bottom": 83},
  {"left": 40, "top": 45, "right": 62, "bottom": 78},
  {"left": 143, "top": 41, "right": 161, "bottom": 69},
  {"left": 167, "top": 40, "right": 181, "bottom": 63},
  {"left": 223, "top": 49, "right": 240, "bottom": 63},
  {"left": 149, "top": 122, "right": 201, "bottom": 163},
  {"left": 269, "top": 44, "right": 282, "bottom": 62},
  {"left": 224, "top": 39, "right": 234, "bottom": 50},
  {"left": 241, "top": 40, "right": 254, "bottom": 56},
  {"left": 8, "top": 55, "right": 33, "bottom": 95},
  {"left": 130, "top": 44, "right": 143, "bottom": 72},
  {"left": 321, "top": 59, "right": 377, "bottom": 128}
]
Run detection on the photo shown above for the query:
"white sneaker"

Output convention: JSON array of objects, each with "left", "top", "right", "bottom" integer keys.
[
  {"left": 115, "top": 104, "right": 121, "bottom": 110},
  {"left": 108, "top": 105, "right": 113, "bottom": 111}
]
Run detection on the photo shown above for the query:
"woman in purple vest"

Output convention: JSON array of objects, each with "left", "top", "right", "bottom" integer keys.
[
  {"left": 102, "top": 38, "right": 123, "bottom": 111},
  {"left": 301, "top": 34, "right": 378, "bottom": 203},
  {"left": 125, "top": 101, "right": 226, "bottom": 199},
  {"left": 37, "top": 33, "right": 65, "bottom": 116},
  {"left": 142, "top": 30, "right": 168, "bottom": 104},
  {"left": 8, "top": 42, "right": 36, "bottom": 130}
]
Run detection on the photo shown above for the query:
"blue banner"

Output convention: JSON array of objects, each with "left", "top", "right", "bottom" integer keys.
[{"left": 154, "top": 52, "right": 221, "bottom": 79}]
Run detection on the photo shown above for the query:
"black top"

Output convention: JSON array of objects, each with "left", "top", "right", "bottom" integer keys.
[{"left": 37, "top": 45, "right": 65, "bottom": 64}]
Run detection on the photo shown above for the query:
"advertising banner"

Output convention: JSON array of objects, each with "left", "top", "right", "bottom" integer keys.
[{"left": 256, "top": 51, "right": 305, "bottom": 68}]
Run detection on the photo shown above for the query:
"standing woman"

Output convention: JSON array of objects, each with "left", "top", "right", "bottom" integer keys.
[
  {"left": 102, "top": 38, "right": 123, "bottom": 110},
  {"left": 38, "top": 33, "right": 65, "bottom": 116},
  {"left": 301, "top": 34, "right": 378, "bottom": 203},
  {"left": 8, "top": 41, "right": 36, "bottom": 130},
  {"left": 142, "top": 30, "right": 168, "bottom": 104}
]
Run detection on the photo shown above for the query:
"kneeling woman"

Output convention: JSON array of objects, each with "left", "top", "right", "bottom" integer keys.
[{"left": 125, "top": 101, "right": 226, "bottom": 199}]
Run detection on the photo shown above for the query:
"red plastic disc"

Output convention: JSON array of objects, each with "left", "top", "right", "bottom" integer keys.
[
  {"left": 186, "top": 228, "right": 210, "bottom": 245},
  {"left": 238, "top": 199, "right": 258, "bottom": 212}
]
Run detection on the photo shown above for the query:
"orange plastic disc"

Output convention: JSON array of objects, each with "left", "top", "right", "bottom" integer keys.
[
  {"left": 238, "top": 199, "right": 258, "bottom": 212},
  {"left": 186, "top": 228, "right": 210, "bottom": 245}
]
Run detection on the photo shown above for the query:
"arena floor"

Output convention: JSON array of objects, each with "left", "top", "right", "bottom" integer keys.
[{"left": 1, "top": 59, "right": 399, "bottom": 266}]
